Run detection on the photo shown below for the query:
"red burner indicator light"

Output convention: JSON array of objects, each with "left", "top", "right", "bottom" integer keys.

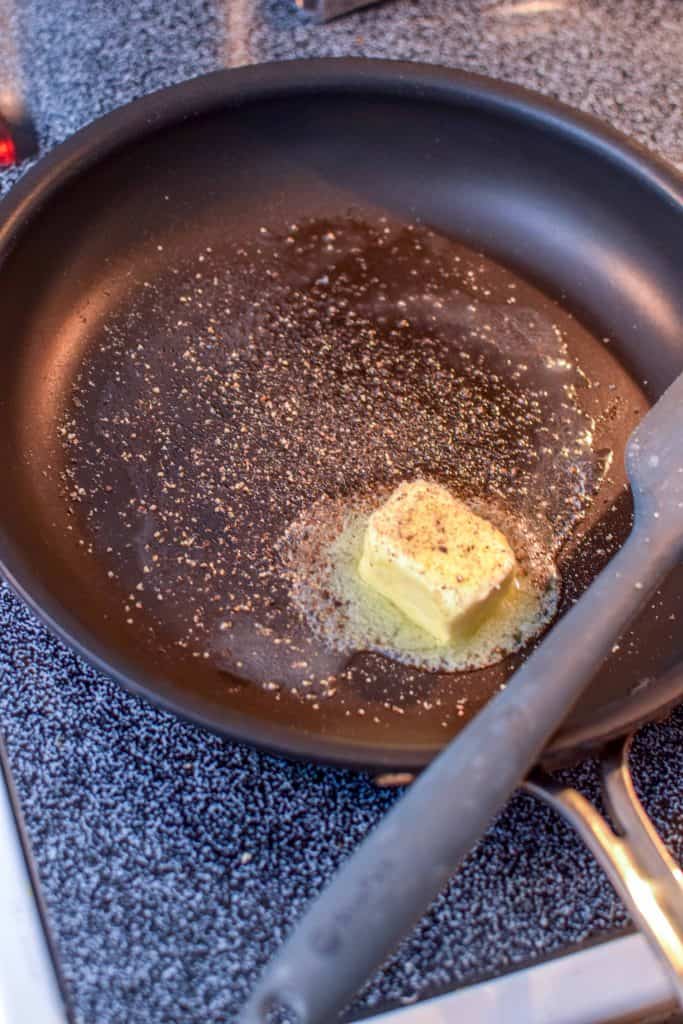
[
  {"left": 0, "top": 96, "right": 38, "bottom": 166},
  {"left": 0, "top": 130, "right": 17, "bottom": 167}
]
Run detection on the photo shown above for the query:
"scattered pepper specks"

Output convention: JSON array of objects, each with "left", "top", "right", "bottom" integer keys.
[{"left": 59, "top": 218, "right": 608, "bottom": 706}]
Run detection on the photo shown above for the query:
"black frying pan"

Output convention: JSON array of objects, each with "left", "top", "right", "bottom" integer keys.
[{"left": 0, "top": 60, "right": 681, "bottom": 779}]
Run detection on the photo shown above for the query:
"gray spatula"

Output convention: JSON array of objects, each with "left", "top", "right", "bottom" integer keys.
[{"left": 241, "top": 371, "right": 683, "bottom": 1024}]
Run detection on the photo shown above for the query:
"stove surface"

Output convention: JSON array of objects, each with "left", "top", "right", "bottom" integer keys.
[{"left": 0, "top": 2, "right": 682, "bottom": 1022}]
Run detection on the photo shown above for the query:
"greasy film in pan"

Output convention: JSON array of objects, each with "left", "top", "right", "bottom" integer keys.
[{"left": 59, "top": 216, "right": 639, "bottom": 714}]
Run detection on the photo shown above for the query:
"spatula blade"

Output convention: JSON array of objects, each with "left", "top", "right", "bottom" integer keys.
[{"left": 626, "top": 371, "right": 683, "bottom": 514}]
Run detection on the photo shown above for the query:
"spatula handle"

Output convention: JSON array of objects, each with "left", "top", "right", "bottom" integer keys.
[{"left": 240, "top": 525, "right": 678, "bottom": 1024}]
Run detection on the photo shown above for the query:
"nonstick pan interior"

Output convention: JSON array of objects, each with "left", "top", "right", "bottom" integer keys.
[{"left": 0, "top": 62, "right": 681, "bottom": 769}]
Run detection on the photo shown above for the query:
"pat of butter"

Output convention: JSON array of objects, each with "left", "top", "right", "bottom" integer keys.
[{"left": 358, "top": 480, "right": 516, "bottom": 645}]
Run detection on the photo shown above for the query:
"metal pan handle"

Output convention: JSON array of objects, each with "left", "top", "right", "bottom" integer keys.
[
  {"left": 295, "top": 0, "right": 384, "bottom": 23},
  {"left": 526, "top": 735, "right": 683, "bottom": 1006}
]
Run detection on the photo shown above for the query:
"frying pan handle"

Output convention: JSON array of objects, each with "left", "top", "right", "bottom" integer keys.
[{"left": 525, "top": 736, "right": 683, "bottom": 1008}]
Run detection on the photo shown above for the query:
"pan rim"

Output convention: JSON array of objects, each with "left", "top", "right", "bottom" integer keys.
[{"left": 0, "top": 57, "right": 681, "bottom": 771}]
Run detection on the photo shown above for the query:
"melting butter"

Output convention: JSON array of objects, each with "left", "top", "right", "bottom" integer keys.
[{"left": 278, "top": 487, "right": 560, "bottom": 673}]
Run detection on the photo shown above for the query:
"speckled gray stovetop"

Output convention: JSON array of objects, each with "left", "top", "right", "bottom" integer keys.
[{"left": 0, "top": 2, "right": 681, "bottom": 1023}]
